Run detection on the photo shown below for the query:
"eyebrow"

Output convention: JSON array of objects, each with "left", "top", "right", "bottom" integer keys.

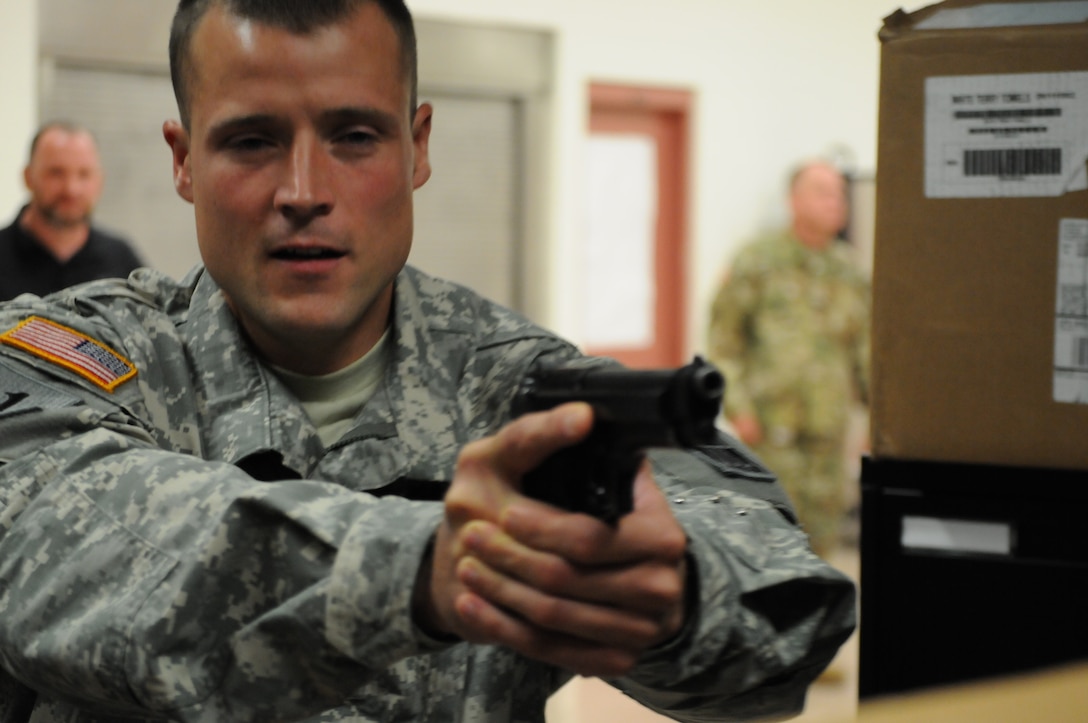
[
  {"left": 321, "top": 106, "right": 401, "bottom": 131},
  {"left": 207, "top": 106, "right": 402, "bottom": 139}
]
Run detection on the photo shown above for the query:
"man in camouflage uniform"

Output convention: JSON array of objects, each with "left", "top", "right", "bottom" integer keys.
[
  {"left": 0, "top": 2, "right": 856, "bottom": 721},
  {"left": 708, "top": 161, "right": 870, "bottom": 559}
]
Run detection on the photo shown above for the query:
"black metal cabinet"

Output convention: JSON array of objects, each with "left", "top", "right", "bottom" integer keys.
[{"left": 859, "top": 457, "right": 1088, "bottom": 699}]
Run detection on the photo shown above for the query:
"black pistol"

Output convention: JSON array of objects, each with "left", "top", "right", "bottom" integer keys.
[{"left": 510, "top": 356, "right": 725, "bottom": 523}]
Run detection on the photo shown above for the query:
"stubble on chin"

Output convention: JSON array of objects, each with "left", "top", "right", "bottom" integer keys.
[{"left": 39, "top": 204, "right": 93, "bottom": 230}]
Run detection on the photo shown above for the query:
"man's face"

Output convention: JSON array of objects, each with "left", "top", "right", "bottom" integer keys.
[
  {"left": 790, "top": 164, "right": 848, "bottom": 242},
  {"left": 24, "top": 129, "right": 104, "bottom": 229},
  {"left": 164, "top": 3, "right": 432, "bottom": 374}
]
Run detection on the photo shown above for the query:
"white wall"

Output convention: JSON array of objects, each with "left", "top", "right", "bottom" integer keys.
[
  {"left": 0, "top": 0, "right": 38, "bottom": 220},
  {"left": 409, "top": 0, "right": 906, "bottom": 355}
]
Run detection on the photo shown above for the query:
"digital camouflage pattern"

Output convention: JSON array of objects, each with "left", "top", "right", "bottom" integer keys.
[
  {"left": 708, "top": 230, "right": 870, "bottom": 557},
  {"left": 0, "top": 265, "right": 856, "bottom": 722}
]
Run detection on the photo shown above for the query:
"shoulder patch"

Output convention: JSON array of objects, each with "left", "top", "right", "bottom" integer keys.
[{"left": 0, "top": 316, "right": 137, "bottom": 392}]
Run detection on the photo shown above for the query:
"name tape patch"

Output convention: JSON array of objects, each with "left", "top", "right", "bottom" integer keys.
[{"left": 0, "top": 316, "right": 137, "bottom": 392}]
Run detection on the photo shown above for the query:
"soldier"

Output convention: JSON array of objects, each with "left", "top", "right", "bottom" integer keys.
[
  {"left": 0, "top": 2, "right": 856, "bottom": 721},
  {"left": 708, "top": 160, "right": 870, "bottom": 559},
  {"left": 0, "top": 122, "right": 143, "bottom": 301}
]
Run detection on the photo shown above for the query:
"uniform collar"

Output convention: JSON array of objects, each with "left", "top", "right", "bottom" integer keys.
[
  {"left": 183, "top": 270, "right": 323, "bottom": 476},
  {"left": 327, "top": 266, "right": 468, "bottom": 484},
  {"left": 182, "top": 266, "right": 468, "bottom": 484}
]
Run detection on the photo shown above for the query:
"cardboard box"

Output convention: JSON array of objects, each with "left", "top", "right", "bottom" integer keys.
[{"left": 871, "top": 0, "right": 1088, "bottom": 469}]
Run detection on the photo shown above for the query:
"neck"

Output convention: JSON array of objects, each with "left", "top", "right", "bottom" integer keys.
[{"left": 19, "top": 206, "right": 91, "bottom": 263}]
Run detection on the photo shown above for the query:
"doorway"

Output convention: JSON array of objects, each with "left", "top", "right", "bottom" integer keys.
[{"left": 582, "top": 83, "right": 691, "bottom": 368}]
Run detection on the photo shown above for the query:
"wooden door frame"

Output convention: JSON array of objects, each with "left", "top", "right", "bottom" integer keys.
[{"left": 587, "top": 83, "right": 692, "bottom": 368}]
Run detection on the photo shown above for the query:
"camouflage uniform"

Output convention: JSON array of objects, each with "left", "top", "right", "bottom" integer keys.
[
  {"left": 708, "top": 230, "right": 870, "bottom": 557},
  {"left": 0, "top": 264, "right": 855, "bottom": 722}
]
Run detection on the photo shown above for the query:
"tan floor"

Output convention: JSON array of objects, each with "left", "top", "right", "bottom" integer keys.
[{"left": 545, "top": 547, "right": 861, "bottom": 723}]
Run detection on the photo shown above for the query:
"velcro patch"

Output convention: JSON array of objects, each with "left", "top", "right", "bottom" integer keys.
[
  {"left": 0, "top": 364, "right": 81, "bottom": 419},
  {"left": 0, "top": 316, "right": 137, "bottom": 392}
]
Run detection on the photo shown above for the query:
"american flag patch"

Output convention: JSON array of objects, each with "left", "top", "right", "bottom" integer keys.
[{"left": 0, "top": 316, "right": 137, "bottom": 392}]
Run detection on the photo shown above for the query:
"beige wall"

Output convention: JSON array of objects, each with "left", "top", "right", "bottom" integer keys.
[{"left": 0, "top": 0, "right": 38, "bottom": 220}]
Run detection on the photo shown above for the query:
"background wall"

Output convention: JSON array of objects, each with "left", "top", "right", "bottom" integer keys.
[
  {"left": 1, "top": 0, "right": 909, "bottom": 355},
  {"left": 0, "top": 0, "right": 38, "bottom": 219}
]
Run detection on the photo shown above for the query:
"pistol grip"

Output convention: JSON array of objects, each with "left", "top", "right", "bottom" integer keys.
[{"left": 520, "top": 441, "right": 641, "bottom": 524}]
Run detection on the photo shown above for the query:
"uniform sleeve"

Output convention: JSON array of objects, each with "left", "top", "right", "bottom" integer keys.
[
  {"left": 503, "top": 332, "right": 855, "bottom": 719},
  {"left": 707, "top": 256, "right": 758, "bottom": 422},
  {"left": 0, "top": 355, "right": 445, "bottom": 721},
  {"left": 617, "top": 445, "right": 857, "bottom": 722}
]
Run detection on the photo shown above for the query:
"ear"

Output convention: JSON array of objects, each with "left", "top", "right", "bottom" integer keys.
[
  {"left": 411, "top": 102, "right": 433, "bottom": 190},
  {"left": 23, "top": 164, "right": 32, "bottom": 192},
  {"left": 163, "top": 120, "right": 195, "bottom": 203}
]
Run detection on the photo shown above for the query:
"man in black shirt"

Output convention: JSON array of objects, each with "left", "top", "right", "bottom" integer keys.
[{"left": 0, "top": 121, "right": 143, "bottom": 301}]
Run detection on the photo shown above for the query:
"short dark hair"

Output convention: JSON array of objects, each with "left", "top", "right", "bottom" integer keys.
[{"left": 168, "top": 0, "right": 418, "bottom": 129}]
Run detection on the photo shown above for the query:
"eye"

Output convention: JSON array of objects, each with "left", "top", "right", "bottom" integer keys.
[
  {"left": 336, "top": 128, "right": 379, "bottom": 149},
  {"left": 227, "top": 135, "right": 275, "bottom": 153}
]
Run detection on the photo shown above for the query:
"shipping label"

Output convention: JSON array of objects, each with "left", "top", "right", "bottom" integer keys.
[
  {"left": 1054, "top": 218, "right": 1088, "bottom": 404},
  {"left": 925, "top": 72, "right": 1088, "bottom": 198}
]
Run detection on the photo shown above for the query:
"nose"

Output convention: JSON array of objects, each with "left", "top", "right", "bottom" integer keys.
[
  {"left": 274, "top": 135, "right": 334, "bottom": 222},
  {"left": 62, "top": 172, "right": 85, "bottom": 197}
]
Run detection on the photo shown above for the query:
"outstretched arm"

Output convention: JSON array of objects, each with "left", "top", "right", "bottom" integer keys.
[{"left": 418, "top": 401, "right": 856, "bottom": 722}]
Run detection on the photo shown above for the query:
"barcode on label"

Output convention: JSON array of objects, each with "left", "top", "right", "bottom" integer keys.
[
  {"left": 1059, "top": 285, "right": 1087, "bottom": 316},
  {"left": 963, "top": 148, "right": 1062, "bottom": 177},
  {"left": 954, "top": 108, "right": 1061, "bottom": 120}
]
